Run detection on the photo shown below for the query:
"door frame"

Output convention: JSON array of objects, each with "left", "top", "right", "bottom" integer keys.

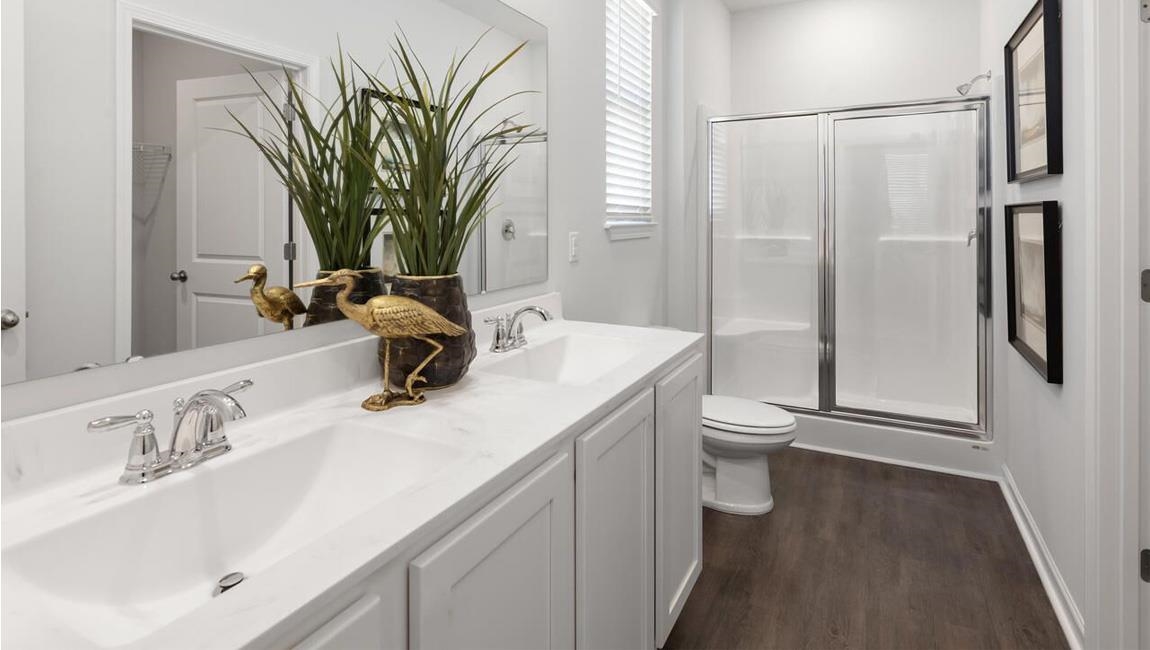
[
  {"left": 823, "top": 100, "right": 991, "bottom": 434},
  {"left": 1085, "top": 0, "right": 1143, "bottom": 648},
  {"left": 174, "top": 70, "right": 290, "bottom": 351},
  {"left": 114, "top": 1, "right": 318, "bottom": 360},
  {"left": 1, "top": 0, "right": 27, "bottom": 383},
  {"left": 706, "top": 96, "right": 992, "bottom": 440}
]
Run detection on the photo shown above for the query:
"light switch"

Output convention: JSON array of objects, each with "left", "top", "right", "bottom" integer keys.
[{"left": 568, "top": 232, "right": 580, "bottom": 263}]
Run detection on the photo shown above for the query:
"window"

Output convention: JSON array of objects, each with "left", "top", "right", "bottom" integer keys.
[{"left": 605, "top": 0, "right": 655, "bottom": 239}]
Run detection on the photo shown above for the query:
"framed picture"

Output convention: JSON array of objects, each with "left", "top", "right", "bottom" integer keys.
[
  {"left": 1004, "top": 0, "right": 1062, "bottom": 182},
  {"left": 1004, "top": 201, "right": 1062, "bottom": 383}
]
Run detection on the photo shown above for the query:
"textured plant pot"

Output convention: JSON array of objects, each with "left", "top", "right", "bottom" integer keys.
[
  {"left": 384, "top": 274, "right": 476, "bottom": 388},
  {"left": 302, "top": 267, "right": 386, "bottom": 327}
]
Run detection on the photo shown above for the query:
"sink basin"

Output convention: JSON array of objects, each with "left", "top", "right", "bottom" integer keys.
[
  {"left": 480, "top": 333, "right": 639, "bottom": 385},
  {"left": 2, "top": 422, "right": 466, "bottom": 647}
]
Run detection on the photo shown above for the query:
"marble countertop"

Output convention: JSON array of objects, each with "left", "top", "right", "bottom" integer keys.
[{"left": 2, "top": 320, "right": 703, "bottom": 649}]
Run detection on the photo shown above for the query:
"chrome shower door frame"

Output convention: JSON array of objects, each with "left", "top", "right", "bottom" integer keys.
[{"left": 707, "top": 96, "right": 992, "bottom": 440}]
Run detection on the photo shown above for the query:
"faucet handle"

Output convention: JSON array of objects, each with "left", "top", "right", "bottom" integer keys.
[
  {"left": 87, "top": 409, "right": 153, "bottom": 433},
  {"left": 485, "top": 314, "right": 512, "bottom": 352},
  {"left": 88, "top": 409, "right": 165, "bottom": 484},
  {"left": 174, "top": 379, "right": 253, "bottom": 413},
  {"left": 221, "top": 379, "right": 253, "bottom": 395}
]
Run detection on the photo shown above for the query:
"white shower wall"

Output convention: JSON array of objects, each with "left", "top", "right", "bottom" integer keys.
[{"left": 711, "top": 115, "right": 820, "bottom": 408}]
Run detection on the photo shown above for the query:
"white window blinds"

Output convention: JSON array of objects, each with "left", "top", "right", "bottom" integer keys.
[{"left": 606, "top": 0, "right": 654, "bottom": 223}]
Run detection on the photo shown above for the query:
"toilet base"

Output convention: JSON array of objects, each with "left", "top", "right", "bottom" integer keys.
[
  {"left": 703, "top": 494, "right": 774, "bottom": 516},
  {"left": 701, "top": 453, "right": 774, "bottom": 516}
]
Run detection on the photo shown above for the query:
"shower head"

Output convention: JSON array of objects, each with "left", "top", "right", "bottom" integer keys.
[{"left": 956, "top": 70, "right": 992, "bottom": 96}]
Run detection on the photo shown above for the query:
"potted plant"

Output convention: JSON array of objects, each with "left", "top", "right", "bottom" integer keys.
[
  {"left": 229, "top": 49, "right": 390, "bottom": 326},
  {"left": 361, "top": 33, "right": 535, "bottom": 387}
]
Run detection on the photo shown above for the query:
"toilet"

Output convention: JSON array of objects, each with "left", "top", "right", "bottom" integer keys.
[{"left": 701, "top": 395, "right": 797, "bottom": 515}]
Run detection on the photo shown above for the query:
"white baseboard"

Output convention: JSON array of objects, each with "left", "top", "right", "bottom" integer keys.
[
  {"left": 791, "top": 441, "right": 1000, "bottom": 482},
  {"left": 999, "top": 464, "right": 1085, "bottom": 650},
  {"left": 791, "top": 412, "right": 1002, "bottom": 481}
]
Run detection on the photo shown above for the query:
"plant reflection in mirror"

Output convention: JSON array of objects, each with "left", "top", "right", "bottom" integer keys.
[
  {"left": 224, "top": 44, "right": 389, "bottom": 273},
  {"left": 356, "top": 30, "right": 538, "bottom": 277}
]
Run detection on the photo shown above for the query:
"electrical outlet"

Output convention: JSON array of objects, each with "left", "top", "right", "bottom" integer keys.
[{"left": 568, "top": 232, "right": 580, "bottom": 263}]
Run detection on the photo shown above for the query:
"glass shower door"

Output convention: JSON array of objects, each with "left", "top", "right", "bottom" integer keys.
[
  {"left": 710, "top": 115, "right": 821, "bottom": 409},
  {"left": 829, "top": 108, "right": 982, "bottom": 424}
]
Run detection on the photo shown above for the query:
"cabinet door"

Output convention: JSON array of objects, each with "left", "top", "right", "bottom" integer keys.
[
  {"left": 410, "top": 451, "right": 575, "bottom": 650},
  {"left": 576, "top": 389, "right": 655, "bottom": 650},
  {"left": 654, "top": 354, "right": 704, "bottom": 647}
]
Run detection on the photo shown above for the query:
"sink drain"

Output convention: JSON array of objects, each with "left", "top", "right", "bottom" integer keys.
[{"left": 213, "top": 571, "right": 245, "bottom": 597}]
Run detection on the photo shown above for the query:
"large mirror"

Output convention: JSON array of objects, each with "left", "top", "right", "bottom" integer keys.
[{"left": 1, "top": 0, "right": 548, "bottom": 386}]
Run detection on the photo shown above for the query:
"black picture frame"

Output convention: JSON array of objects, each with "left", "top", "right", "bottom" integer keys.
[
  {"left": 1004, "top": 201, "right": 1063, "bottom": 383},
  {"left": 1004, "top": 0, "right": 1062, "bottom": 183}
]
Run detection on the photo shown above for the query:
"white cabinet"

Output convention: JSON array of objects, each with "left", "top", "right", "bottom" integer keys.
[
  {"left": 575, "top": 389, "right": 655, "bottom": 650},
  {"left": 409, "top": 450, "right": 575, "bottom": 650},
  {"left": 283, "top": 348, "right": 703, "bottom": 650},
  {"left": 654, "top": 354, "right": 704, "bottom": 648}
]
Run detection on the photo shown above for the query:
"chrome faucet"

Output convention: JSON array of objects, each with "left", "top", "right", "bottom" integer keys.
[
  {"left": 88, "top": 379, "right": 253, "bottom": 484},
  {"left": 485, "top": 306, "right": 553, "bottom": 353},
  {"left": 170, "top": 379, "right": 252, "bottom": 468}
]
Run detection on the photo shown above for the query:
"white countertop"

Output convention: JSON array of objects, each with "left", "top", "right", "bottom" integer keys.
[{"left": 1, "top": 320, "right": 702, "bottom": 649}]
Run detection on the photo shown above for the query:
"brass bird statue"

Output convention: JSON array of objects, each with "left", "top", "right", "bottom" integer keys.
[
  {"left": 236, "top": 264, "right": 307, "bottom": 330},
  {"left": 296, "top": 269, "right": 466, "bottom": 411}
]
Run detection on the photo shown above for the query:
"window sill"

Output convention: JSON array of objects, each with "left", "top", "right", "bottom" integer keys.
[{"left": 604, "top": 219, "right": 657, "bottom": 241}]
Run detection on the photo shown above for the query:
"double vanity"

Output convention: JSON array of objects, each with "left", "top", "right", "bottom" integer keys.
[{"left": 2, "top": 314, "right": 704, "bottom": 649}]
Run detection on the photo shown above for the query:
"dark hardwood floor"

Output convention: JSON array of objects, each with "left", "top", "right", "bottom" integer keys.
[{"left": 664, "top": 448, "right": 1068, "bottom": 650}]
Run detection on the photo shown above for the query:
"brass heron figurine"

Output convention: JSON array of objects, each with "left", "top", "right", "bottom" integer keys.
[
  {"left": 296, "top": 269, "right": 466, "bottom": 411},
  {"left": 235, "top": 264, "right": 307, "bottom": 330}
]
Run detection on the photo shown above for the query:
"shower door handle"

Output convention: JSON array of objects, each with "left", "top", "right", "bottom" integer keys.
[{"left": 966, "top": 230, "right": 978, "bottom": 247}]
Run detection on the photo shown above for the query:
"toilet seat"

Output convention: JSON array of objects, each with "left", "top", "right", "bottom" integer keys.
[{"left": 702, "top": 395, "right": 796, "bottom": 436}]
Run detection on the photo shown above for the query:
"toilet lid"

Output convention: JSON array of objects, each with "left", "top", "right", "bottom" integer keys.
[{"left": 702, "top": 395, "right": 796, "bottom": 434}]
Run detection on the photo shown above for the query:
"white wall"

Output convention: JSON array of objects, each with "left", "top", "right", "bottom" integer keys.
[
  {"left": 131, "top": 32, "right": 277, "bottom": 358},
  {"left": 729, "top": 0, "right": 982, "bottom": 114},
  {"left": 665, "top": 0, "right": 731, "bottom": 332},
  {"left": 982, "top": 0, "right": 1090, "bottom": 642},
  {"left": 497, "top": 0, "right": 668, "bottom": 328}
]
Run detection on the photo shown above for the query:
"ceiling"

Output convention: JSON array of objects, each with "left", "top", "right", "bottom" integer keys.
[{"left": 721, "top": 0, "right": 808, "bottom": 13}]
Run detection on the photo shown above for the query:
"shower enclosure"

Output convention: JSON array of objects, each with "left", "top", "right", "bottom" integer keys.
[{"left": 708, "top": 98, "right": 990, "bottom": 437}]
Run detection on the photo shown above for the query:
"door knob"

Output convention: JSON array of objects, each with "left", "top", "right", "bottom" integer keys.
[
  {"left": 1, "top": 309, "right": 20, "bottom": 330},
  {"left": 170, "top": 270, "right": 188, "bottom": 282}
]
